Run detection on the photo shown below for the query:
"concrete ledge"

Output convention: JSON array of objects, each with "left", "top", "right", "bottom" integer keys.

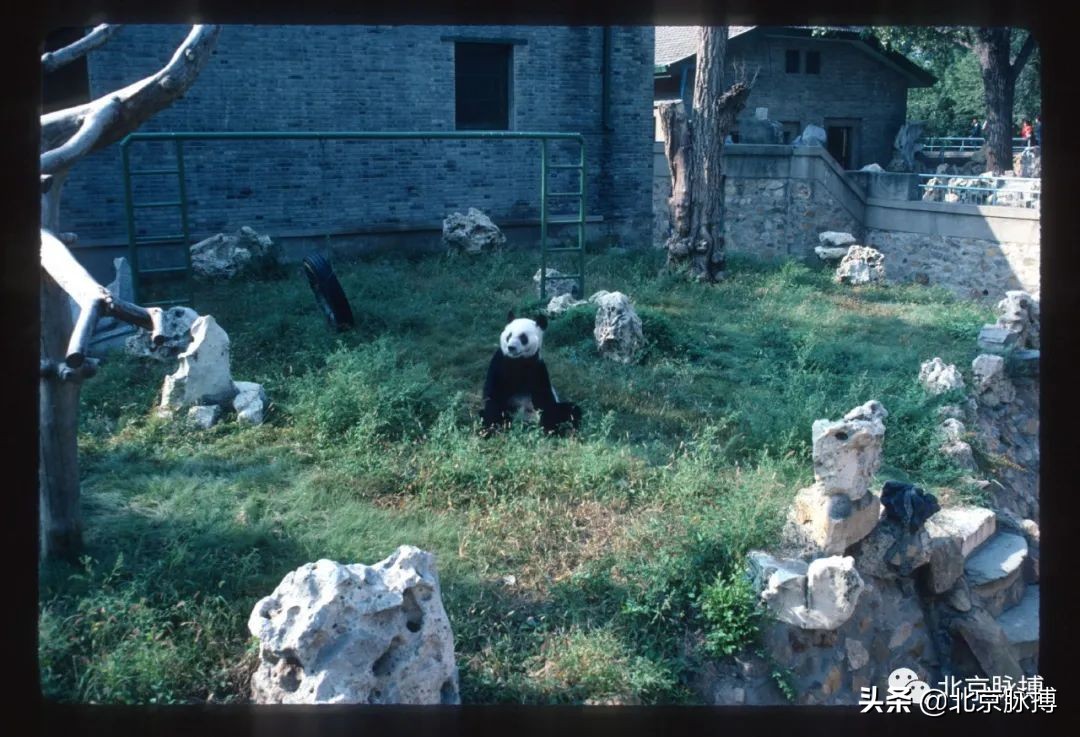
[
  {"left": 866, "top": 197, "right": 1040, "bottom": 220},
  {"left": 866, "top": 199, "right": 1040, "bottom": 243}
]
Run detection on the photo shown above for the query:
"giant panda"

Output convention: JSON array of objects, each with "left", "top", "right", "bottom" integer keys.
[{"left": 481, "top": 311, "right": 582, "bottom": 434}]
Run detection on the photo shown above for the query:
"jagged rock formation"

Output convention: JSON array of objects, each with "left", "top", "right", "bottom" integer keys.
[{"left": 248, "top": 546, "right": 460, "bottom": 704}]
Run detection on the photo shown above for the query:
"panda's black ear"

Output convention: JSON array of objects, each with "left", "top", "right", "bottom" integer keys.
[
  {"left": 534, "top": 315, "right": 548, "bottom": 331},
  {"left": 507, "top": 309, "right": 516, "bottom": 323}
]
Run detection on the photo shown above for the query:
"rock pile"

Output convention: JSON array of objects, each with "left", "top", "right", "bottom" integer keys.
[
  {"left": 153, "top": 313, "right": 269, "bottom": 428},
  {"left": 545, "top": 293, "right": 588, "bottom": 316},
  {"left": 978, "top": 291, "right": 1039, "bottom": 353},
  {"left": 787, "top": 400, "right": 888, "bottom": 556},
  {"left": 918, "top": 357, "right": 965, "bottom": 395},
  {"left": 814, "top": 231, "right": 855, "bottom": 263},
  {"left": 732, "top": 371, "right": 1040, "bottom": 705},
  {"left": 748, "top": 553, "right": 865, "bottom": 631},
  {"left": 191, "top": 226, "right": 279, "bottom": 279},
  {"left": 442, "top": 208, "right": 506, "bottom": 255},
  {"left": 834, "top": 246, "right": 886, "bottom": 286},
  {"left": 248, "top": 546, "right": 459, "bottom": 704}
]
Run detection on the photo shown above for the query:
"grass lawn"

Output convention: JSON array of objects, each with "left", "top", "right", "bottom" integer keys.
[{"left": 39, "top": 245, "right": 993, "bottom": 704}]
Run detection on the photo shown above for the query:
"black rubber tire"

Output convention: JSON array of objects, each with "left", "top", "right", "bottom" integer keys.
[{"left": 302, "top": 253, "right": 355, "bottom": 331}]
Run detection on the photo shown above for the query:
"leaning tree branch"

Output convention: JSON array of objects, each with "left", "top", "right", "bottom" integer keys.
[
  {"left": 41, "top": 24, "right": 221, "bottom": 154},
  {"left": 1010, "top": 31, "right": 1037, "bottom": 84},
  {"left": 40, "top": 229, "right": 166, "bottom": 368},
  {"left": 40, "top": 98, "right": 122, "bottom": 176},
  {"left": 41, "top": 24, "right": 122, "bottom": 74}
]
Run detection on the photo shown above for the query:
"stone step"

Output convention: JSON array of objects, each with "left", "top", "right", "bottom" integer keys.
[
  {"left": 925, "top": 506, "right": 996, "bottom": 558},
  {"left": 965, "top": 531, "right": 1028, "bottom": 587},
  {"left": 996, "top": 585, "right": 1038, "bottom": 661},
  {"left": 976, "top": 325, "right": 1019, "bottom": 354}
]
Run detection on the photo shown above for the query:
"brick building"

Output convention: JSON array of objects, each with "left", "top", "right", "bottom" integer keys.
[
  {"left": 55, "top": 25, "right": 655, "bottom": 260},
  {"left": 654, "top": 27, "right": 934, "bottom": 169}
]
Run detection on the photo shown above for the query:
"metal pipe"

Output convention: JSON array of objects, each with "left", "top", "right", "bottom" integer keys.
[
  {"left": 123, "top": 131, "right": 585, "bottom": 143},
  {"left": 601, "top": 28, "right": 613, "bottom": 132},
  {"left": 540, "top": 138, "right": 548, "bottom": 302}
]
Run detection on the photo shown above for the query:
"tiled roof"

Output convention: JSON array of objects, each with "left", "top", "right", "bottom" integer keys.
[
  {"left": 655, "top": 26, "right": 755, "bottom": 67},
  {"left": 654, "top": 25, "right": 934, "bottom": 87}
]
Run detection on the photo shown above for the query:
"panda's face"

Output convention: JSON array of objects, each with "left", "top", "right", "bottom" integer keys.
[{"left": 501, "top": 318, "right": 544, "bottom": 359}]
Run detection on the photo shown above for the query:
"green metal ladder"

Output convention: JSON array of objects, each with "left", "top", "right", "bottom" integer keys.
[
  {"left": 121, "top": 130, "right": 587, "bottom": 307},
  {"left": 121, "top": 137, "right": 194, "bottom": 308},
  {"left": 538, "top": 138, "right": 587, "bottom": 302}
]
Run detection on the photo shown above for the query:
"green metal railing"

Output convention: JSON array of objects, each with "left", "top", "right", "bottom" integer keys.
[{"left": 121, "top": 130, "right": 588, "bottom": 307}]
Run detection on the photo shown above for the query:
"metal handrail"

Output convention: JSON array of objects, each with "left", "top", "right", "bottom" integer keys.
[
  {"left": 916, "top": 172, "right": 1040, "bottom": 207},
  {"left": 121, "top": 130, "right": 588, "bottom": 306},
  {"left": 919, "top": 136, "right": 1031, "bottom": 153}
]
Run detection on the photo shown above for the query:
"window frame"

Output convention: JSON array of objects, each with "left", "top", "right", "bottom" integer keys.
[{"left": 454, "top": 41, "right": 514, "bottom": 131}]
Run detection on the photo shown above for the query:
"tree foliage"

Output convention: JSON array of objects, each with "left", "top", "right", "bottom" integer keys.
[
  {"left": 874, "top": 27, "right": 1042, "bottom": 137},
  {"left": 853, "top": 26, "right": 1038, "bottom": 172}
]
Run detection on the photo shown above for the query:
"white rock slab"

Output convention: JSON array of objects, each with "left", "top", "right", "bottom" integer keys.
[
  {"left": 965, "top": 532, "right": 1028, "bottom": 586},
  {"left": 925, "top": 507, "right": 996, "bottom": 558}
]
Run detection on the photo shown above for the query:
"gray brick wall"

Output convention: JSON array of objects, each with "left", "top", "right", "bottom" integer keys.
[
  {"left": 658, "top": 33, "right": 911, "bottom": 169},
  {"left": 725, "top": 34, "right": 909, "bottom": 168},
  {"left": 60, "top": 25, "right": 654, "bottom": 247}
]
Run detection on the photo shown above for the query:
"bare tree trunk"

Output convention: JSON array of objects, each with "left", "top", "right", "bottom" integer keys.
[
  {"left": 973, "top": 29, "right": 1015, "bottom": 175},
  {"left": 661, "top": 27, "right": 752, "bottom": 281},
  {"left": 40, "top": 284, "right": 82, "bottom": 559},
  {"left": 39, "top": 173, "right": 82, "bottom": 559},
  {"left": 38, "top": 25, "right": 220, "bottom": 560}
]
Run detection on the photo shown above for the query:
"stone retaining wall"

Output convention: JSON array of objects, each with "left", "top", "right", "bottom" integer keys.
[{"left": 652, "top": 144, "right": 1040, "bottom": 299}]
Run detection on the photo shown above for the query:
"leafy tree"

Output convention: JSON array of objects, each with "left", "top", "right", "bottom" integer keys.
[{"left": 866, "top": 27, "right": 1038, "bottom": 173}]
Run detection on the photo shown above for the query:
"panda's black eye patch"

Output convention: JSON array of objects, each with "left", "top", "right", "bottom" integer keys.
[{"left": 520, "top": 334, "right": 529, "bottom": 345}]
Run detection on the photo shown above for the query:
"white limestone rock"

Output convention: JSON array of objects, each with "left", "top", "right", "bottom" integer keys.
[
  {"left": 593, "top": 291, "right": 645, "bottom": 364},
  {"left": 859, "top": 163, "right": 885, "bottom": 173},
  {"left": 814, "top": 246, "right": 850, "bottom": 263},
  {"left": 794, "top": 124, "right": 827, "bottom": 148},
  {"left": 818, "top": 231, "right": 856, "bottom": 249},
  {"left": 160, "top": 315, "right": 236, "bottom": 412},
  {"left": 248, "top": 546, "right": 460, "bottom": 704},
  {"left": 747, "top": 553, "right": 863, "bottom": 631},
  {"left": 806, "top": 556, "right": 865, "bottom": 630},
  {"left": 191, "top": 226, "right": 278, "bottom": 279},
  {"left": 810, "top": 401, "right": 888, "bottom": 499},
  {"left": 545, "top": 293, "right": 588, "bottom": 316},
  {"left": 834, "top": 245, "right": 886, "bottom": 286},
  {"left": 233, "top": 381, "right": 268, "bottom": 425},
  {"left": 442, "top": 208, "right": 506, "bottom": 255},
  {"left": 748, "top": 552, "right": 809, "bottom": 620},
  {"left": 995, "top": 291, "right": 1039, "bottom": 349},
  {"left": 925, "top": 506, "right": 997, "bottom": 559},
  {"left": 187, "top": 404, "right": 222, "bottom": 429},
  {"left": 125, "top": 305, "right": 199, "bottom": 362},
  {"left": 972, "top": 354, "right": 1015, "bottom": 407},
  {"left": 791, "top": 483, "right": 882, "bottom": 555},
  {"left": 918, "top": 357, "right": 965, "bottom": 395}
]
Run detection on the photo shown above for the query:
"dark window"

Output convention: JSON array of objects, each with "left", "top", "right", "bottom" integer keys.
[
  {"left": 41, "top": 27, "right": 92, "bottom": 115},
  {"left": 455, "top": 42, "right": 512, "bottom": 130},
  {"left": 785, "top": 49, "right": 800, "bottom": 74},
  {"left": 805, "top": 51, "right": 821, "bottom": 74},
  {"left": 781, "top": 121, "right": 801, "bottom": 144}
]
